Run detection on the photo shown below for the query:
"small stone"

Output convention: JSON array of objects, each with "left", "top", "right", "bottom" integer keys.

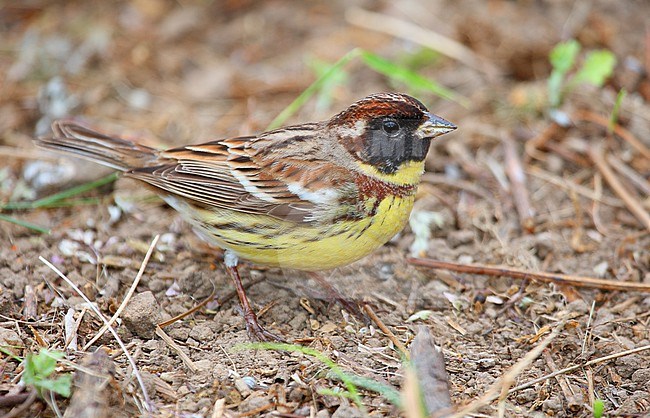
[
  {"left": 288, "top": 312, "right": 308, "bottom": 331},
  {"left": 447, "top": 230, "right": 475, "bottom": 247},
  {"left": 465, "top": 322, "right": 484, "bottom": 336},
  {"left": 332, "top": 405, "right": 363, "bottom": 418},
  {"left": 0, "top": 287, "right": 15, "bottom": 315},
  {"left": 542, "top": 395, "right": 563, "bottom": 412},
  {"left": 147, "top": 279, "right": 167, "bottom": 293},
  {"left": 189, "top": 323, "right": 214, "bottom": 342},
  {"left": 212, "top": 363, "right": 229, "bottom": 380},
  {"left": 329, "top": 336, "right": 345, "bottom": 347},
  {"left": 192, "top": 359, "right": 213, "bottom": 376},
  {"left": 315, "top": 409, "right": 331, "bottom": 418},
  {"left": 142, "top": 339, "right": 161, "bottom": 351},
  {"left": 177, "top": 270, "right": 213, "bottom": 298},
  {"left": 565, "top": 299, "right": 589, "bottom": 315},
  {"left": 160, "top": 371, "right": 180, "bottom": 383},
  {"left": 631, "top": 368, "right": 650, "bottom": 388},
  {"left": 185, "top": 337, "right": 199, "bottom": 348},
  {"left": 365, "top": 338, "right": 383, "bottom": 348},
  {"left": 515, "top": 388, "right": 538, "bottom": 403},
  {"left": 288, "top": 387, "right": 305, "bottom": 403},
  {"left": 239, "top": 395, "right": 270, "bottom": 413},
  {"left": 121, "top": 291, "right": 163, "bottom": 339},
  {"left": 235, "top": 377, "right": 252, "bottom": 397},
  {"left": 0, "top": 327, "right": 22, "bottom": 355},
  {"left": 477, "top": 357, "right": 496, "bottom": 370},
  {"left": 613, "top": 391, "right": 647, "bottom": 415},
  {"left": 166, "top": 324, "right": 190, "bottom": 340}
]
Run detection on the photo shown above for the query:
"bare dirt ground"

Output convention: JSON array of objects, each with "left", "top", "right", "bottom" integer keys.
[{"left": 1, "top": 1, "right": 649, "bottom": 417}]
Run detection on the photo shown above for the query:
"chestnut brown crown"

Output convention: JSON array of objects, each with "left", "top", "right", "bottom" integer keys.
[{"left": 328, "top": 93, "right": 456, "bottom": 174}]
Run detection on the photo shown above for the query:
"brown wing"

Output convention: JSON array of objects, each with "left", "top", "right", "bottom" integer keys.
[{"left": 126, "top": 127, "right": 358, "bottom": 223}]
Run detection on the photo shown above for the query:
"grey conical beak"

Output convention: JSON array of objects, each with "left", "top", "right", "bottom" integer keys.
[{"left": 415, "top": 113, "right": 457, "bottom": 139}]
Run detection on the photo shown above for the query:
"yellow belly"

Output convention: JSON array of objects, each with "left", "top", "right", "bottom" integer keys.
[{"left": 181, "top": 194, "right": 415, "bottom": 271}]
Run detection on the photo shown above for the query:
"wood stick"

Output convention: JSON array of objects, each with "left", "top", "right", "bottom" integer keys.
[
  {"left": 510, "top": 343, "right": 650, "bottom": 393},
  {"left": 573, "top": 109, "right": 650, "bottom": 160},
  {"left": 363, "top": 304, "right": 409, "bottom": 359},
  {"left": 503, "top": 134, "right": 535, "bottom": 232},
  {"left": 407, "top": 257, "right": 650, "bottom": 292},
  {"left": 588, "top": 144, "right": 650, "bottom": 232}
]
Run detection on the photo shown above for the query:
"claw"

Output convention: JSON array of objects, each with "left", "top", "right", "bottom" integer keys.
[{"left": 243, "top": 311, "right": 284, "bottom": 342}]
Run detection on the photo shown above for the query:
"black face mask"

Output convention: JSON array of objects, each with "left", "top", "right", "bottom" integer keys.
[{"left": 363, "top": 116, "right": 431, "bottom": 174}]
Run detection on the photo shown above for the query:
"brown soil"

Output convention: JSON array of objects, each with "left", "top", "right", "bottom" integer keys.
[{"left": 1, "top": 1, "right": 649, "bottom": 417}]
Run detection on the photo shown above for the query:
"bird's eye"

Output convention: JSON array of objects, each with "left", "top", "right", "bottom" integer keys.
[{"left": 382, "top": 119, "right": 400, "bottom": 136}]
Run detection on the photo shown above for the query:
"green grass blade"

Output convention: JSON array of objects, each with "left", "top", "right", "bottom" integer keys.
[
  {"left": 2, "top": 172, "right": 119, "bottom": 211},
  {"left": 360, "top": 51, "right": 468, "bottom": 107},
  {"left": 241, "top": 342, "right": 366, "bottom": 411},
  {"left": 609, "top": 88, "right": 626, "bottom": 134},
  {"left": 0, "top": 345, "right": 23, "bottom": 362},
  {"left": 266, "top": 48, "right": 362, "bottom": 130},
  {"left": 29, "top": 197, "right": 103, "bottom": 209},
  {"left": 0, "top": 214, "right": 51, "bottom": 234},
  {"left": 241, "top": 341, "right": 403, "bottom": 408},
  {"left": 341, "top": 373, "right": 402, "bottom": 407}
]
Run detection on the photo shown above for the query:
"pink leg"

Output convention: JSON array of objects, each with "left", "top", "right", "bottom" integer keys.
[{"left": 224, "top": 252, "right": 283, "bottom": 341}]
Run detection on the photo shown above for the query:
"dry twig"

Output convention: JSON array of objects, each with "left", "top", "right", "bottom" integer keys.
[
  {"left": 588, "top": 144, "right": 650, "bottom": 232},
  {"left": 510, "top": 343, "right": 650, "bottom": 393},
  {"left": 157, "top": 274, "right": 267, "bottom": 329},
  {"left": 527, "top": 166, "right": 623, "bottom": 207},
  {"left": 573, "top": 110, "right": 650, "bottom": 161},
  {"left": 0, "top": 390, "right": 37, "bottom": 418},
  {"left": 607, "top": 155, "right": 650, "bottom": 196},
  {"left": 154, "top": 326, "right": 197, "bottom": 373},
  {"left": 503, "top": 134, "right": 535, "bottom": 232},
  {"left": 408, "top": 257, "right": 650, "bottom": 292},
  {"left": 542, "top": 350, "right": 583, "bottom": 411},
  {"left": 363, "top": 304, "right": 409, "bottom": 359},
  {"left": 22, "top": 285, "right": 37, "bottom": 320}
]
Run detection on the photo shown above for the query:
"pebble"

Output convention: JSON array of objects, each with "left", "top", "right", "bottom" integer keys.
[
  {"left": 332, "top": 405, "right": 363, "bottom": 418},
  {"left": 631, "top": 369, "right": 650, "bottom": 388},
  {"left": 239, "top": 395, "right": 270, "bottom": 413},
  {"left": 192, "top": 359, "right": 213, "bottom": 376},
  {"left": 329, "top": 336, "right": 345, "bottom": 347},
  {"left": 121, "top": 291, "right": 163, "bottom": 339},
  {"left": 166, "top": 324, "right": 190, "bottom": 340},
  {"left": 0, "top": 328, "right": 22, "bottom": 355},
  {"left": 235, "top": 377, "right": 252, "bottom": 397},
  {"left": 315, "top": 409, "right": 331, "bottom": 418},
  {"left": 515, "top": 388, "right": 538, "bottom": 403},
  {"left": 542, "top": 395, "right": 563, "bottom": 413},
  {"left": 189, "top": 323, "right": 214, "bottom": 342},
  {"left": 447, "top": 230, "right": 475, "bottom": 247}
]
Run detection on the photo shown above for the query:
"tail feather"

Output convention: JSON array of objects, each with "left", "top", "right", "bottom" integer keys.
[{"left": 35, "top": 120, "right": 160, "bottom": 171}]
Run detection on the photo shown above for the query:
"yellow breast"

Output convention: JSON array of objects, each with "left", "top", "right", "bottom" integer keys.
[
  {"left": 180, "top": 193, "right": 414, "bottom": 271},
  {"left": 168, "top": 160, "right": 425, "bottom": 271},
  {"left": 244, "top": 194, "right": 413, "bottom": 270}
]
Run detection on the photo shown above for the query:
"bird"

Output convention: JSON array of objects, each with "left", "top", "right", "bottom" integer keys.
[{"left": 35, "top": 92, "right": 456, "bottom": 340}]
